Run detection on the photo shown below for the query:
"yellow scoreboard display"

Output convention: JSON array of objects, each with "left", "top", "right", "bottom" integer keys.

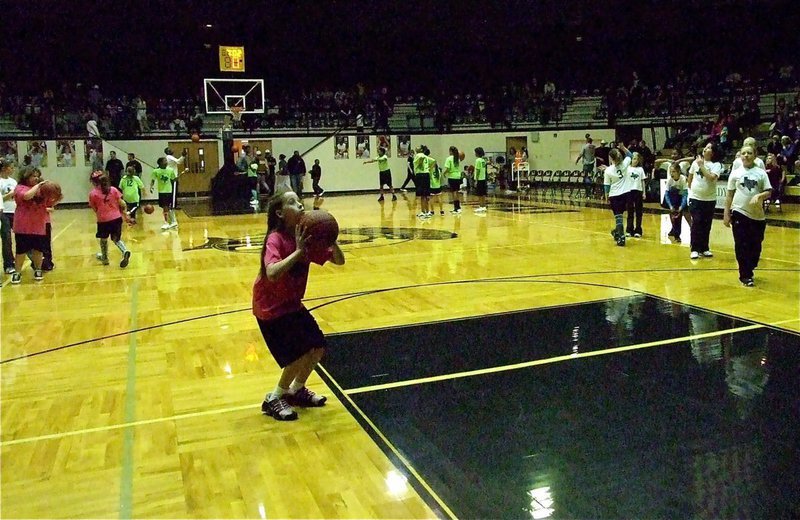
[{"left": 219, "top": 46, "right": 245, "bottom": 72}]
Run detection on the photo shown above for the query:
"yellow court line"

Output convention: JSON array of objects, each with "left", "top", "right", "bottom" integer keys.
[
  {"left": 0, "top": 402, "right": 256, "bottom": 447},
  {"left": 344, "top": 323, "right": 767, "bottom": 395},
  {"left": 317, "top": 363, "right": 459, "bottom": 520}
]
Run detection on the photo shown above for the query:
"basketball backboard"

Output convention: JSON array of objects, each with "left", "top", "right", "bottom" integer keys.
[{"left": 203, "top": 78, "right": 265, "bottom": 114}]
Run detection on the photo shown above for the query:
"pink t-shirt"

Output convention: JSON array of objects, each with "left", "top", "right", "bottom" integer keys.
[
  {"left": 252, "top": 230, "right": 332, "bottom": 321},
  {"left": 13, "top": 185, "right": 48, "bottom": 235},
  {"left": 89, "top": 186, "right": 123, "bottom": 222}
]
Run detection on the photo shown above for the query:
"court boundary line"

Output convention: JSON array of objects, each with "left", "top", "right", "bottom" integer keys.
[
  {"left": 342, "top": 322, "right": 776, "bottom": 395},
  {"left": 2, "top": 267, "right": 798, "bottom": 364},
  {"left": 317, "top": 363, "right": 458, "bottom": 520}
]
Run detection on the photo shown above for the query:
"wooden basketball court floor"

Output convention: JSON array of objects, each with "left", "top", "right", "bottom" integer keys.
[{"left": 1, "top": 192, "right": 798, "bottom": 518}]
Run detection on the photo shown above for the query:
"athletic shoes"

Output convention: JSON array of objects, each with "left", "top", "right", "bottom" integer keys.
[
  {"left": 740, "top": 278, "right": 754, "bottom": 287},
  {"left": 261, "top": 397, "right": 298, "bottom": 421},
  {"left": 474, "top": 207, "right": 487, "bottom": 213},
  {"left": 378, "top": 196, "right": 385, "bottom": 202},
  {"left": 285, "top": 387, "right": 327, "bottom": 407},
  {"left": 4, "top": 266, "right": 15, "bottom": 274},
  {"left": 616, "top": 236, "right": 626, "bottom": 246},
  {"left": 318, "top": 190, "right": 325, "bottom": 196},
  {"left": 633, "top": 233, "right": 642, "bottom": 238},
  {"left": 10, "top": 272, "right": 21, "bottom": 284},
  {"left": 42, "top": 261, "right": 54, "bottom": 271},
  {"left": 702, "top": 251, "right": 713, "bottom": 257},
  {"left": 168, "top": 222, "right": 178, "bottom": 229},
  {"left": 33, "top": 269, "right": 43, "bottom": 281},
  {"left": 120, "top": 251, "right": 131, "bottom": 268},
  {"left": 690, "top": 251, "right": 700, "bottom": 259},
  {"left": 97, "top": 254, "right": 110, "bottom": 265},
  {"left": 392, "top": 194, "right": 397, "bottom": 201},
  {"left": 160, "top": 223, "right": 170, "bottom": 231}
]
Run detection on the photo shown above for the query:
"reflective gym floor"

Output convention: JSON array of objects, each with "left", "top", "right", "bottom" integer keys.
[{"left": 1, "top": 191, "right": 798, "bottom": 519}]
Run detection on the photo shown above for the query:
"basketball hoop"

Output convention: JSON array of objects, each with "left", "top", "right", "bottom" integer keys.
[{"left": 230, "top": 106, "right": 243, "bottom": 123}]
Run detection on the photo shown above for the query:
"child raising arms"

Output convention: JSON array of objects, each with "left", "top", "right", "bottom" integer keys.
[{"left": 254, "top": 191, "right": 345, "bottom": 421}]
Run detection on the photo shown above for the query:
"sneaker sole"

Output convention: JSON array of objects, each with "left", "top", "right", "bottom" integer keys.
[
  {"left": 262, "top": 407, "right": 298, "bottom": 421},
  {"left": 120, "top": 251, "right": 131, "bottom": 268},
  {"left": 285, "top": 395, "right": 327, "bottom": 408}
]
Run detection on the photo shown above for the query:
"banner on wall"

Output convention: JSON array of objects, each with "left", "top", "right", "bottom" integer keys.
[
  {"left": 1, "top": 141, "right": 17, "bottom": 164},
  {"left": 376, "top": 135, "right": 390, "bottom": 157},
  {"left": 335, "top": 136, "right": 349, "bottom": 159},
  {"left": 27, "top": 141, "right": 47, "bottom": 168},
  {"left": 355, "top": 135, "right": 370, "bottom": 159},
  {"left": 397, "top": 135, "right": 411, "bottom": 157},
  {"left": 85, "top": 139, "right": 104, "bottom": 170},
  {"left": 56, "top": 140, "right": 76, "bottom": 167}
]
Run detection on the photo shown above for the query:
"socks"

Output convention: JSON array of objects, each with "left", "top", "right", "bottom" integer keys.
[
  {"left": 267, "top": 386, "right": 287, "bottom": 401},
  {"left": 114, "top": 240, "right": 128, "bottom": 254},
  {"left": 614, "top": 214, "right": 623, "bottom": 234},
  {"left": 168, "top": 209, "right": 177, "bottom": 225},
  {"left": 99, "top": 239, "right": 108, "bottom": 258},
  {"left": 288, "top": 380, "right": 305, "bottom": 394}
]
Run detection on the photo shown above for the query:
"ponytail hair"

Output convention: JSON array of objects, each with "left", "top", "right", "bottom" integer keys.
[
  {"left": 450, "top": 146, "right": 460, "bottom": 167},
  {"left": 259, "top": 191, "right": 290, "bottom": 279}
]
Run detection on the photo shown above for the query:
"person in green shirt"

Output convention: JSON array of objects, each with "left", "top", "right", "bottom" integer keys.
[
  {"left": 248, "top": 161, "right": 259, "bottom": 206},
  {"left": 428, "top": 155, "right": 445, "bottom": 216},
  {"left": 149, "top": 157, "right": 181, "bottom": 230},
  {"left": 413, "top": 146, "right": 431, "bottom": 218},
  {"left": 473, "top": 147, "right": 488, "bottom": 213},
  {"left": 443, "top": 146, "right": 463, "bottom": 214},
  {"left": 363, "top": 147, "right": 396, "bottom": 202},
  {"left": 119, "top": 166, "right": 146, "bottom": 223}
]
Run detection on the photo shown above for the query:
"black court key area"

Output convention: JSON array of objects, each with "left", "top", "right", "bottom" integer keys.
[{"left": 319, "top": 298, "right": 800, "bottom": 519}]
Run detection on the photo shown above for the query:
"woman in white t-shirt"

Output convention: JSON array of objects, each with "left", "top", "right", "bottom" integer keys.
[
  {"left": 687, "top": 142, "right": 723, "bottom": 259},
  {"left": 599, "top": 144, "right": 633, "bottom": 246},
  {"left": 625, "top": 152, "right": 647, "bottom": 238},
  {"left": 723, "top": 145, "right": 772, "bottom": 287},
  {"left": 0, "top": 160, "right": 18, "bottom": 273}
]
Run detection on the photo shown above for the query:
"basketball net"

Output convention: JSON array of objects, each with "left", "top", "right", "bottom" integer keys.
[{"left": 231, "top": 106, "right": 243, "bottom": 122}]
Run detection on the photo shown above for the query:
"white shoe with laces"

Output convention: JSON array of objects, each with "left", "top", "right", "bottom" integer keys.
[
  {"left": 690, "top": 251, "right": 700, "bottom": 260},
  {"left": 702, "top": 251, "right": 713, "bottom": 257}
]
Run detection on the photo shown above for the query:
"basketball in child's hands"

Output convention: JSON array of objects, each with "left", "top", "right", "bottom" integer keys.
[
  {"left": 143, "top": 204, "right": 155, "bottom": 214},
  {"left": 39, "top": 181, "right": 63, "bottom": 205},
  {"left": 300, "top": 210, "right": 339, "bottom": 249},
  {"left": 458, "top": 151, "right": 466, "bottom": 161}
]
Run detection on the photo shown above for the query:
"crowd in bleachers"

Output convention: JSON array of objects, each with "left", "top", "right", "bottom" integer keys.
[{"left": 1, "top": 64, "right": 798, "bottom": 142}]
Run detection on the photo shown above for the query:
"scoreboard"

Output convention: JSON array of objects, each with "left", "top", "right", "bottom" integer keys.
[{"left": 219, "top": 46, "right": 245, "bottom": 72}]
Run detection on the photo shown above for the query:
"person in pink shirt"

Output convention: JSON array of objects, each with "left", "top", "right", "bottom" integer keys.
[
  {"left": 254, "top": 191, "right": 345, "bottom": 421},
  {"left": 88, "top": 171, "right": 132, "bottom": 268},
  {"left": 10, "top": 168, "right": 48, "bottom": 284}
]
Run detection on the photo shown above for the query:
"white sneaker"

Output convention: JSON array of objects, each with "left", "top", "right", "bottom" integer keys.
[
  {"left": 690, "top": 251, "right": 700, "bottom": 259},
  {"left": 160, "top": 223, "right": 170, "bottom": 231},
  {"left": 168, "top": 222, "right": 178, "bottom": 229},
  {"left": 702, "top": 251, "right": 713, "bottom": 257}
]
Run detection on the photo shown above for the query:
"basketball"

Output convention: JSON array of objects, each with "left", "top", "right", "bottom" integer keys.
[
  {"left": 300, "top": 210, "right": 339, "bottom": 249},
  {"left": 458, "top": 151, "right": 465, "bottom": 161},
  {"left": 231, "top": 144, "right": 239, "bottom": 153},
  {"left": 39, "top": 180, "right": 63, "bottom": 205},
  {"left": 191, "top": 133, "right": 200, "bottom": 142},
  {"left": 143, "top": 204, "right": 155, "bottom": 214}
]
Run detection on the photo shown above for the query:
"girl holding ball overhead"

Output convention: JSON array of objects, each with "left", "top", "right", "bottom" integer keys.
[{"left": 254, "top": 191, "right": 345, "bottom": 421}]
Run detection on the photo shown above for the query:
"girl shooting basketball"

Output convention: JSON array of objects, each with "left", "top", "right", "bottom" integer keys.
[{"left": 254, "top": 191, "right": 345, "bottom": 421}]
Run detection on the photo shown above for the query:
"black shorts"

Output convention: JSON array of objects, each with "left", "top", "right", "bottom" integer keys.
[
  {"left": 257, "top": 307, "right": 327, "bottom": 367},
  {"left": 15, "top": 233, "right": 47, "bottom": 255},
  {"left": 609, "top": 194, "right": 627, "bottom": 215},
  {"left": 430, "top": 187, "right": 442, "bottom": 195},
  {"left": 414, "top": 173, "right": 430, "bottom": 197},
  {"left": 158, "top": 193, "right": 174, "bottom": 209},
  {"left": 475, "top": 179, "right": 488, "bottom": 196},
  {"left": 448, "top": 178, "right": 462, "bottom": 191},
  {"left": 96, "top": 218, "right": 123, "bottom": 241},
  {"left": 379, "top": 169, "right": 392, "bottom": 187}
]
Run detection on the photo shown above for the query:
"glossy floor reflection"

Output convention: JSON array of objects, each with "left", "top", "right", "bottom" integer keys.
[{"left": 321, "top": 297, "right": 800, "bottom": 519}]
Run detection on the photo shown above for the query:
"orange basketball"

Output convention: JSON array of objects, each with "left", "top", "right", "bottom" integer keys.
[
  {"left": 143, "top": 204, "right": 155, "bottom": 214},
  {"left": 299, "top": 210, "right": 339, "bottom": 249},
  {"left": 231, "top": 144, "right": 239, "bottom": 153},
  {"left": 458, "top": 151, "right": 465, "bottom": 161},
  {"left": 191, "top": 133, "right": 200, "bottom": 142},
  {"left": 39, "top": 180, "right": 63, "bottom": 205}
]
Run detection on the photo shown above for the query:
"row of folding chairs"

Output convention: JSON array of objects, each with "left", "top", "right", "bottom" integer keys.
[{"left": 518, "top": 170, "right": 604, "bottom": 199}]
